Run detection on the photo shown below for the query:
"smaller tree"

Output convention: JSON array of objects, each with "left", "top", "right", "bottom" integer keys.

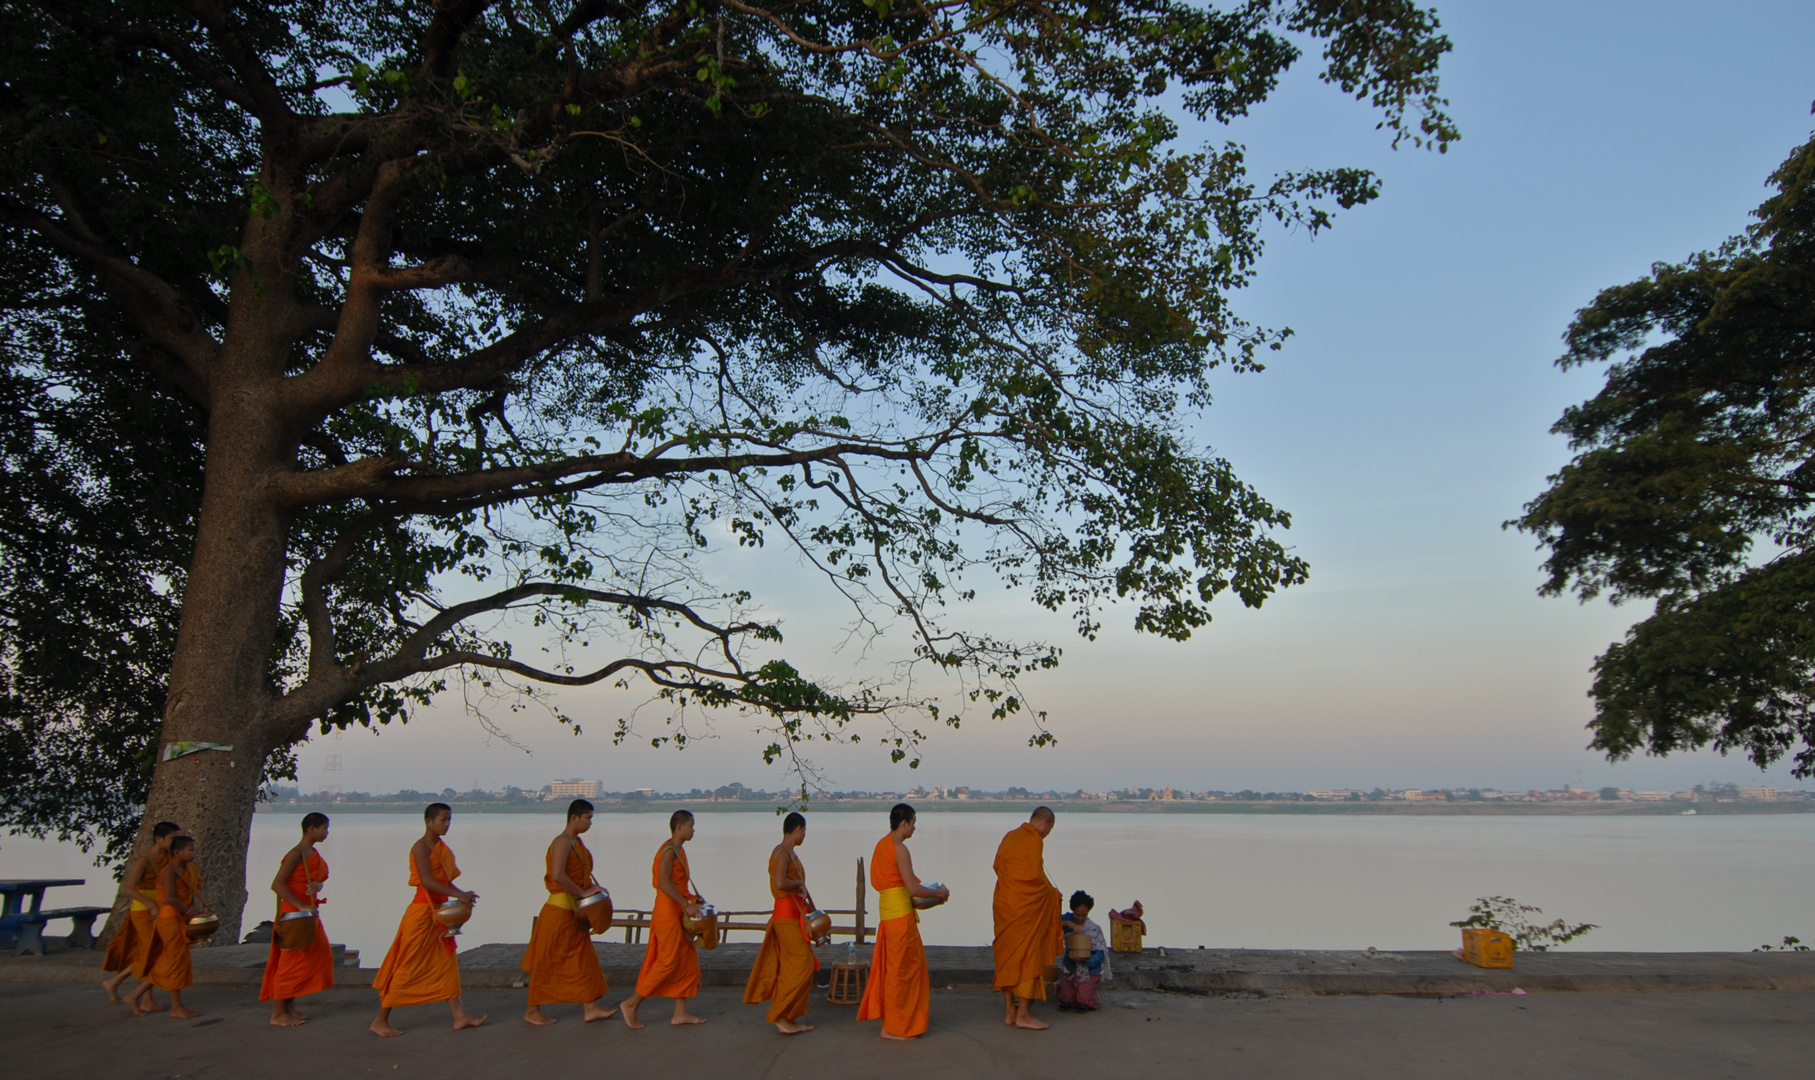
[
  {"left": 1450, "top": 896, "right": 1597, "bottom": 952},
  {"left": 1516, "top": 127, "right": 1815, "bottom": 775}
]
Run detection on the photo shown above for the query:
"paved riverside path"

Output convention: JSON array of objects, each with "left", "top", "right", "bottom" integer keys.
[
  {"left": 5, "top": 981, "right": 1814, "bottom": 1079},
  {"left": 9, "top": 938, "right": 1815, "bottom": 994}
]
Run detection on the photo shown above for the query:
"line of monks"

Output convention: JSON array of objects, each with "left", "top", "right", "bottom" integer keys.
[{"left": 100, "top": 800, "right": 1068, "bottom": 1039}]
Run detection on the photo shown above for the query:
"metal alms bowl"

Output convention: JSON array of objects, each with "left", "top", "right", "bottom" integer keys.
[
  {"left": 683, "top": 902, "right": 719, "bottom": 950},
  {"left": 806, "top": 909, "right": 833, "bottom": 946},
  {"left": 576, "top": 889, "right": 614, "bottom": 935},
  {"left": 434, "top": 898, "right": 471, "bottom": 929},
  {"left": 184, "top": 913, "right": 221, "bottom": 942}
]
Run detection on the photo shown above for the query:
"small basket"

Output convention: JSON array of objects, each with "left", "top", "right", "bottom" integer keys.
[{"left": 1110, "top": 919, "right": 1143, "bottom": 953}]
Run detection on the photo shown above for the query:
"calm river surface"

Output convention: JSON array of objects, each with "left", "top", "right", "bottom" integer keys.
[{"left": 6, "top": 812, "right": 1813, "bottom": 958}]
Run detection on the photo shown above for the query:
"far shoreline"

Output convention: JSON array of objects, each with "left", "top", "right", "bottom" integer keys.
[{"left": 254, "top": 799, "right": 1815, "bottom": 817}]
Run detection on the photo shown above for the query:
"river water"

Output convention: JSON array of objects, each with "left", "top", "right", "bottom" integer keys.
[{"left": 5, "top": 811, "right": 1813, "bottom": 958}]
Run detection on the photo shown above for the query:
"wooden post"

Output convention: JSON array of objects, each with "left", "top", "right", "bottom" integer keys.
[{"left": 855, "top": 856, "right": 866, "bottom": 946}]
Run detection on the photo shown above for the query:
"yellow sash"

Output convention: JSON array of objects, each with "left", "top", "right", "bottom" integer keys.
[
  {"left": 879, "top": 885, "right": 917, "bottom": 923},
  {"left": 546, "top": 891, "right": 577, "bottom": 911},
  {"left": 129, "top": 887, "right": 157, "bottom": 913}
]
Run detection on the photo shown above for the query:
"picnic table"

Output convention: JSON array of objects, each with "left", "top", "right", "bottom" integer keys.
[{"left": 0, "top": 879, "right": 111, "bottom": 955}]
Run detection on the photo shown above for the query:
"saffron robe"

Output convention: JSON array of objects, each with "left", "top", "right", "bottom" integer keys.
[
  {"left": 520, "top": 835, "right": 608, "bottom": 1006},
  {"left": 634, "top": 840, "right": 701, "bottom": 999},
  {"left": 260, "top": 849, "right": 335, "bottom": 1001},
  {"left": 143, "top": 863, "right": 202, "bottom": 991},
  {"left": 373, "top": 840, "right": 463, "bottom": 1007},
  {"left": 856, "top": 835, "right": 930, "bottom": 1038},
  {"left": 991, "top": 822, "right": 1063, "bottom": 1000},
  {"left": 742, "top": 848, "right": 819, "bottom": 1023},
  {"left": 102, "top": 851, "right": 167, "bottom": 976}
]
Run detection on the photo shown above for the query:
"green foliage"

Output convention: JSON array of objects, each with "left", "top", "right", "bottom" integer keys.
[
  {"left": 1753, "top": 935, "right": 1810, "bottom": 952},
  {"left": 1516, "top": 125, "right": 1815, "bottom": 775},
  {"left": 1450, "top": 896, "right": 1598, "bottom": 952},
  {"left": 2, "top": 0, "right": 1454, "bottom": 852}
]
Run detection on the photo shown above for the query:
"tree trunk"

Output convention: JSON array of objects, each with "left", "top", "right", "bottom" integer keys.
[{"left": 134, "top": 367, "right": 297, "bottom": 944}]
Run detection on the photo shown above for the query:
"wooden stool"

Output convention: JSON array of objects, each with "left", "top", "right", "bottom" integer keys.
[{"left": 827, "top": 960, "right": 869, "bottom": 1004}]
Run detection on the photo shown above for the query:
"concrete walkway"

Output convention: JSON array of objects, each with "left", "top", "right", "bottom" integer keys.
[
  {"left": 8, "top": 937, "right": 1815, "bottom": 994},
  {"left": 6, "top": 982, "right": 1813, "bottom": 1080}
]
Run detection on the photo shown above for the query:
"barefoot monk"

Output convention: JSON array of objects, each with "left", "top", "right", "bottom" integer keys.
[
  {"left": 521, "top": 799, "right": 615, "bottom": 1026},
  {"left": 139, "top": 835, "right": 204, "bottom": 1018},
  {"left": 621, "top": 810, "right": 706, "bottom": 1029},
  {"left": 260, "top": 812, "right": 334, "bottom": 1026},
  {"left": 742, "top": 811, "right": 818, "bottom": 1035},
  {"left": 370, "top": 803, "right": 485, "bottom": 1036},
  {"left": 101, "top": 820, "right": 181, "bottom": 1011},
  {"left": 992, "top": 806, "right": 1063, "bottom": 1031},
  {"left": 857, "top": 803, "right": 947, "bottom": 1040}
]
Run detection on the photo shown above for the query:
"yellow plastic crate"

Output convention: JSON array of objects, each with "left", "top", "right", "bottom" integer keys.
[
  {"left": 1460, "top": 928, "right": 1514, "bottom": 969},
  {"left": 1110, "top": 919, "right": 1144, "bottom": 953}
]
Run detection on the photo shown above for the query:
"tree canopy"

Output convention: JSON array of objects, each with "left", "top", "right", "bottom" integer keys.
[
  {"left": 1, "top": 0, "right": 1454, "bottom": 888},
  {"left": 1517, "top": 125, "right": 1815, "bottom": 776}
]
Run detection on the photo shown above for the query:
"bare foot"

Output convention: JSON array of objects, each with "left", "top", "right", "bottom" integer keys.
[
  {"left": 270, "top": 1014, "right": 307, "bottom": 1027},
  {"left": 525, "top": 1007, "right": 558, "bottom": 1027},
  {"left": 1014, "top": 1016, "right": 1050, "bottom": 1031},
  {"left": 881, "top": 1030, "right": 915, "bottom": 1041},
  {"left": 168, "top": 1006, "right": 200, "bottom": 1019},
  {"left": 102, "top": 978, "right": 124, "bottom": 1005},
  {"left": 137, "top": 996, "right": 167, "bottom": 1014},
  {"left": 452, "top": 1013, "right": 487, "bottom": 1030},
  {"left": 583, "top": 1002, "right": 617, "bottom": 1022},
  {"left": 671, "top": 1013, "right": 707, "bottom": 1026},
  {"left": 370, "top": 1019, "right": 403, "bottom": 1038},
  {"left": 776, "top": 1020, "right": 814, "bottom": 1035},
  {"left": 619, "top": 999, "right": 645, "bottom": 1030}
]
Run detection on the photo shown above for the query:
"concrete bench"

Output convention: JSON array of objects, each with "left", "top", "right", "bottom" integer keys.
[{"left": 0, "top": 906, "right": 112, "bottom": 955}]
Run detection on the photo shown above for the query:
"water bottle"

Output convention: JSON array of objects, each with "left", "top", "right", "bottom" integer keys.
[{"left": 846, "top": 940, "right": 857, "bottom": 965}]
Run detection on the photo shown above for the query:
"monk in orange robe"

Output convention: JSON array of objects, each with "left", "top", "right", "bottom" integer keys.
[
  {"left": 993, "top": 806, "right": 1063, "bottom": 1030},
  {"left": 139, "top": 835, "right": 204, "bottom": 1018},
  {"left": 261, "top": 812, "right": 335, "bottom": 1025},
  {"left": 370, "top": 802, "right": 485, "bottom": 1036},
  {"left": 101, "top": 820, "right": 181, "bottom": 1012},
  {"left": 743, "top": 811, "right": 819, "bottom": 1034},
  {"left": 858, "top": 803, "right": 947, "bottom": 1040},
  {"left": 522, "top": 798, "right": 614, "bottom": 1025},
  {"left": 621, "top": 809, "right": 706, "bottom": 1029}
]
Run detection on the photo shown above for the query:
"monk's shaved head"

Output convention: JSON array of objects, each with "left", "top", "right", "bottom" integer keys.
[
  {"left": 669, "top": 809, "right": 694, "bottom": 832},
  {"left": 1031, "top": 806, "right": 1055, "bottom": 823}
]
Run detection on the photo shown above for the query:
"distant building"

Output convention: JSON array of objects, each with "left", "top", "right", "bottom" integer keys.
[
  {"left": 1740, "top": 786, "right": 1777, "bottom": 801},
  {"left": 548, "top": 778, "right": 602, "bottom": 799},
  {"left": 1306, "top": 790, "right": 1360, "bottom": 801}
]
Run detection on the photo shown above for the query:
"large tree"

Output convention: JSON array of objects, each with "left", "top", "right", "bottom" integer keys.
[
  {"left": 2, "top": 0, "right": 1454, "bottom": 937},
  {"left": 1517, "top": 126, "right": 1815, "bottom": 776}
]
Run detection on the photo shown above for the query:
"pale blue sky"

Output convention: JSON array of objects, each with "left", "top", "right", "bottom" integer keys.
[{"left": 304, "top": 1, "right": 1815, "bottom": 798}]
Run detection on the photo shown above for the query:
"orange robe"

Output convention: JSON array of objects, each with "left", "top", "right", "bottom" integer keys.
[
  {"left": 373, "top": 840, "right": 463, "bottom": 1007},
  {"left": 634, "top": 840, "right": 700, "bottom": 999},
  {"left": 520, "top": 835, "right": 607, "bottom": 1006},
  {"left": 991, "top": 822, "right": 1063, "bottom": 1000},
  {"left": 857, "top": 835, "right": 929, "bottom": 1038},
  {"left": 743, "top": 848, "right": 819, "bottom": 1023},
  {"left": 260, "top": 849, "right": 335, "bottom": 1001},
  {"left": 102, "top": 852, "right": 166, "bottom": 976},
  {"left": 142, "top": 863, "right": 202, "bottom": 991}
]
